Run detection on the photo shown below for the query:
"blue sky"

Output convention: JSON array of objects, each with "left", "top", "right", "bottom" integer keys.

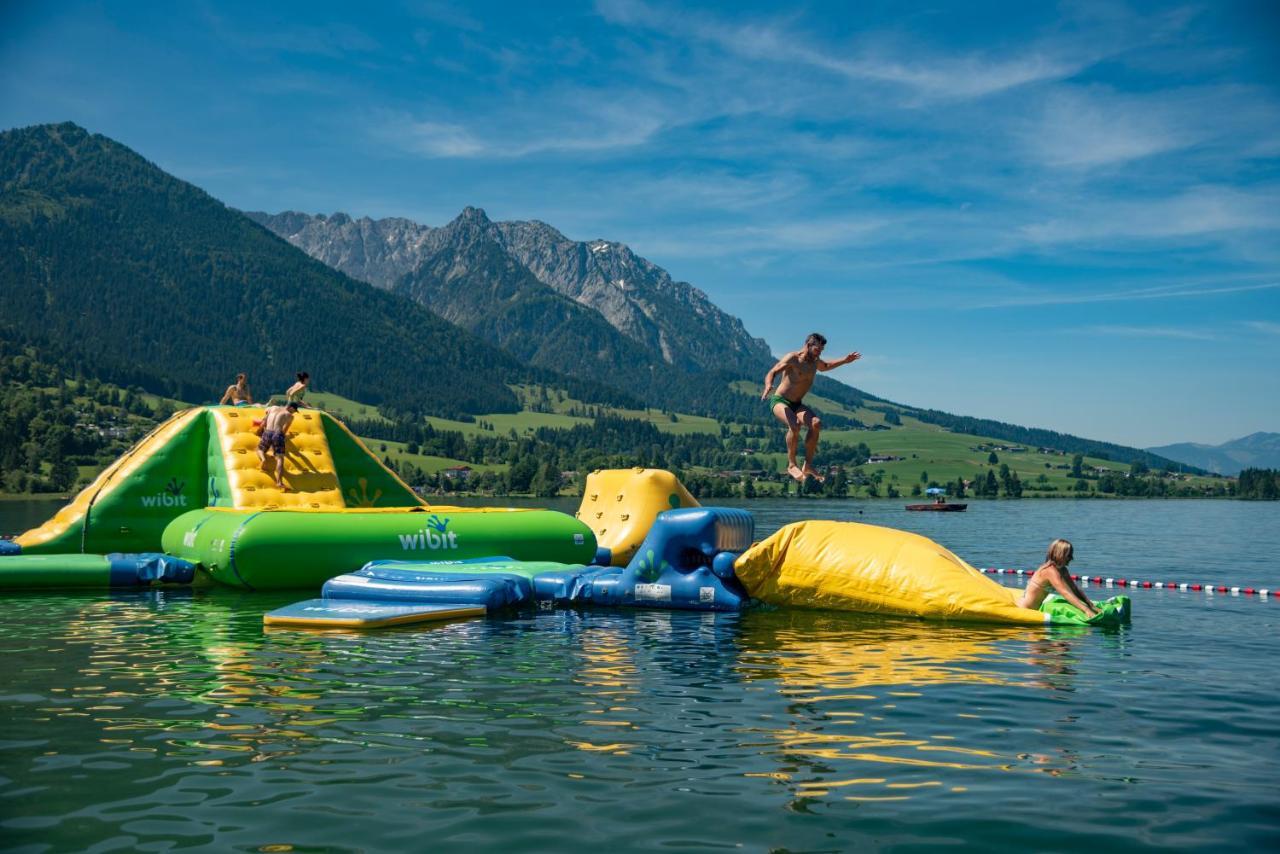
[{"left": 2, "top": 1, "right": 1278, "bottom": 447}]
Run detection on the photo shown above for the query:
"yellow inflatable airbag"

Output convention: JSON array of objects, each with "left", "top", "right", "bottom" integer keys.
[{"left": 734, "top": 520, "right": 1048, "bottom": 624}]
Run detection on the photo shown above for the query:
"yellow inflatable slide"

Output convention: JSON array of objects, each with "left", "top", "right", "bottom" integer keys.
[{"left": 734, "top": 520, "right": 1050, "bottom": 624}]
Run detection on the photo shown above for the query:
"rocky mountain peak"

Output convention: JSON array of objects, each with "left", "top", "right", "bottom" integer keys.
[
  {"left": 439, "top": 206, "right": 498, "bottom": 246},
  {"left": 455, "top": 206, "right": 493, "bottom": 226},
  {"left": 249, "top": 206, "right": 775, "bottom": 376}
]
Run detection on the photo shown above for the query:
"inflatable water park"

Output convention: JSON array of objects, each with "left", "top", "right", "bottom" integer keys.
[{"left": 0, "top": 405, "right": 1129, "bottom": 628}]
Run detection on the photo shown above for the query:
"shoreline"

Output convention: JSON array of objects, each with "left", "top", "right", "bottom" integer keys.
[{"left": 0, "top": 491, "right": 1250, "bottom": 502}]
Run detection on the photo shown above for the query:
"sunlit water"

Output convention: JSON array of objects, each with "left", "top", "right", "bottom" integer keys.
[{"left": 2, "top": 498, "right": 1277, "bottom": 851}]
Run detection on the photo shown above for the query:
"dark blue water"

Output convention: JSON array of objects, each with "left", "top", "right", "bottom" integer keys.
[{"left": 2, "top": 498, "right": 1277, "bottom": 851}]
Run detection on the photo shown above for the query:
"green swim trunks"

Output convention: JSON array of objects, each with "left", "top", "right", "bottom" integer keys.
[{"left": 769, "top": 394, "right": 800, "bottom": 411}]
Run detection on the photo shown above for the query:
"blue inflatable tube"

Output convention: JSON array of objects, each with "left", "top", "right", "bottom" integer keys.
[
  {"left": 0, "top": 552, "right": 196, "bottom": 589},
  {"left": 324, "top": 565, "right": 534, "bottom": 609}
]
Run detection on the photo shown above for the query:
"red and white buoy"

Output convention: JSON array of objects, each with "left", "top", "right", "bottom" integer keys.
[{"left": 978, "top": 567, "right": 1271, "bottom": 599}]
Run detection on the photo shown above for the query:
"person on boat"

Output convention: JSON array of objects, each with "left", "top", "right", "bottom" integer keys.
[
  {"left": 285, "top": 372, "right": 311, "bottom": 408},
  {"left": 256, "top": 402, "right": 298, "bottom": 489},
  {"left": 760, "top": 333, "right": 861, "bottom": 482},
  {"left": 219, "top": 373, "right": 253, "bottom": 406},
  {"left": 1016, "top": 539, "right": 1100, "bottom": 617}
]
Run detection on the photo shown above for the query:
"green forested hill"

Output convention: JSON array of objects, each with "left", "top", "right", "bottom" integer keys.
[{"left": 0, "top": 122, "right": 633, "bottom": 416}]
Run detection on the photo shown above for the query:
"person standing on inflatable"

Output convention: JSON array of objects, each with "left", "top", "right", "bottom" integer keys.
[
  {"left": 761, "top": 333, "right": 861, "bottom": 482},
  {"left": 285, "top": 372, "right": 311, "bottom": 408}
]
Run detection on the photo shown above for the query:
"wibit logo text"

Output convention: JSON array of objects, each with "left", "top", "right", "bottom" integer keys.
[
  {"left": 142, "top": 478, "right": 188, "bottom": 508},
  {"left": 398, "top": 515, "right": 458, "bottom": 550}
]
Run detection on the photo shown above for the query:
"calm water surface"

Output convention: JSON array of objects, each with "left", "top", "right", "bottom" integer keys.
[{"left": 2, "top": 498, "right": 1278, "bottom": 852}]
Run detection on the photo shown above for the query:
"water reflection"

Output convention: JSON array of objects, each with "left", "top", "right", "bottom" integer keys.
[{"left": 729, "top": 609, "right": 1099, "bottom": 803}]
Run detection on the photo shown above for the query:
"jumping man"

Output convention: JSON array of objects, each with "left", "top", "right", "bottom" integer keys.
[{"left": 761, "top": 333, "right": 861, "bottom": 482}]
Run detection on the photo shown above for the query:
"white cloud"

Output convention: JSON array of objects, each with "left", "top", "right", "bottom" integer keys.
[
  {"left": 373, "top": 95, "right": 668, "bottom": 158},
  {"left": 975, "top": 280, "right": 1280, "bottom": 309},
  {"left": 595, "top": 0, "right": 1096, "bottom": 101},
  {"left": 1020, "top": 186, "right": 1280, "bottom": 245},
  {"left": 391, "top": 119, "right": 486, "bottom": 157},
  {"left": 1021, "top": 84, "right": 1280, "bottom": 169},
  {"left": 1073, "top": 324, "right": 1217, "bottom": 340},
  {"left": 1245, "top": 320, "right": 1280, "bottom": 336}
]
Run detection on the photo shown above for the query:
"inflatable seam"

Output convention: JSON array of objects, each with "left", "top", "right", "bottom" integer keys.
[
  {"left": 227, "top": 511, "right": 264, "bottom": 591},
  {"left": 80, "top": 409, "right": 195, "bottom": 553}
]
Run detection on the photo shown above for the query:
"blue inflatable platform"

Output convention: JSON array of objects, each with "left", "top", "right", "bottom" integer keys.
[{"left": 264, "top": 599, "right": 485, "bottom": 629}]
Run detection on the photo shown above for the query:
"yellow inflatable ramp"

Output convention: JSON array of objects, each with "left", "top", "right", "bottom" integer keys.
[
  {"left": 576, "top": 468, "right": 698, "bottom": 566},
  {"left": 209, "top": 407, "right": 344, "bottom": 510},
  {"left": 734, "top": 520, "right": 1048, "bottom": 624}
]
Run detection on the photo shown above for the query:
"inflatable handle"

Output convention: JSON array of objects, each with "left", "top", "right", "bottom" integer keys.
[
  {"left": 106, "top": 553, "right": 197, "bottom": 585},
  {"left": 593, "top": 546, "right": 612, "bottom": 566},
  {"left": 711, "top": 551, "right": 738, "bottom": 580}
]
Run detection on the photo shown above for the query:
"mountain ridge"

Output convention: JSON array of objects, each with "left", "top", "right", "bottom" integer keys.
[
  {"left": 247, "top": 207, "right": 775, "bottom": 377},
  {"left": 1148, "top": 432, "right": 1280, "bottom": 475},
  {"left": 0, "top": 122, "right": 1201, "bottom": 473},
  {"left": 0, "top": 122, "right": 635, "bottom": 416}
]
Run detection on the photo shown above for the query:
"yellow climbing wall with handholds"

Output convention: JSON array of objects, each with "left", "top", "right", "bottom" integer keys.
[
  {"left": 212, "top": 407, "right": 345, "bottom": 510},
  {"left": 575, "top": 468, "right": 699, "bottom": 566}
]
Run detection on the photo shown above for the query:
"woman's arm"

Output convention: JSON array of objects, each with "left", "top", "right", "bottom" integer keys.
[
  {"left": 1064, "top": 575, "right": 1096, "bottom": 612},
  {"left": 1047, "top": 568, "right": 1099, "bottom": 616}
]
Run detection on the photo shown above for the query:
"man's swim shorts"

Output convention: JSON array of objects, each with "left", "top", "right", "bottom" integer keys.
[{"left": 258, "top": 429, "right": 285, "bottom": 454}]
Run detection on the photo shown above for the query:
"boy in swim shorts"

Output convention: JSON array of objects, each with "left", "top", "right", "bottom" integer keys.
[
  {"left": 257, "top": 402, "right": 298, "bottom": 489},
  {"left": 761, "top": 333, "right": 861, "bottom": 482}
]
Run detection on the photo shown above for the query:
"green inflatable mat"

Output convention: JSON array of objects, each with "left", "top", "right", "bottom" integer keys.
[{"left": 1041, "top": 594, "right": 1131, "bottom": 627}]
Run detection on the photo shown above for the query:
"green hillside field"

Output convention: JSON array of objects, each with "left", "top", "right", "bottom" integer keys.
[{"left": 1, "top": 373, "right": 1228, "bottom": 501}]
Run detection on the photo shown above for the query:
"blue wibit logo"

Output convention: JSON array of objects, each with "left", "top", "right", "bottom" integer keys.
[{"left": 426, "top": 514, "right": 450, "bottom": 534}]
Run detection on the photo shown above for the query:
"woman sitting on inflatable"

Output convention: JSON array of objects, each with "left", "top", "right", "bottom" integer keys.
[{"left": 1017, "top": 539, "right": 1100, "bottom": 618}]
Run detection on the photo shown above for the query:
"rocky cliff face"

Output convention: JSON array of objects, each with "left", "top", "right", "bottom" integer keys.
[
  {"left": 247, "top": 207, "right": 774, "bottom": 377},
  {"left": 392, "top": 210, "right": 670, "bottom": 395},
  {"left": 245, "top": 210, "right": 439, "bottom": 288}
]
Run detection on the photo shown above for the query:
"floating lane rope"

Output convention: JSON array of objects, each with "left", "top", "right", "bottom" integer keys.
[{"left": 979, "top": 567, "right": 1273, "bottom": 599}]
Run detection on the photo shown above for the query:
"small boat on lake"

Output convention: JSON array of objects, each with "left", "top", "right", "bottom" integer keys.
[
  {"left": 906, "top": 501, "right": 968, "bottom": 512},
  {"left": 906, "top": 488, "right": 967, "bottom": 512}
]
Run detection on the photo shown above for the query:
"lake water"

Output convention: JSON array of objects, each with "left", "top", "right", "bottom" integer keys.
[{"left": 2, "top": 497, "right": 1278, "bottom": 851}]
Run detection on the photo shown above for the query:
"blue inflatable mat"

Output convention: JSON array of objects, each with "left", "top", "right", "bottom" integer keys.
[
  {"left": 265, "top": 599, "right": 485, "bottom": 629},
  {"left": 341, "top": 558, "right": 611, "bottom": 607},
  {"left": 324, "top": 571, "right": 533, "bottom": 610}
]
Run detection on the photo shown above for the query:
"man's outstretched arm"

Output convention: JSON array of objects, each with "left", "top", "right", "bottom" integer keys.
[{"left": 819, "top": 351, "right": 861, "bottom": 371}]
